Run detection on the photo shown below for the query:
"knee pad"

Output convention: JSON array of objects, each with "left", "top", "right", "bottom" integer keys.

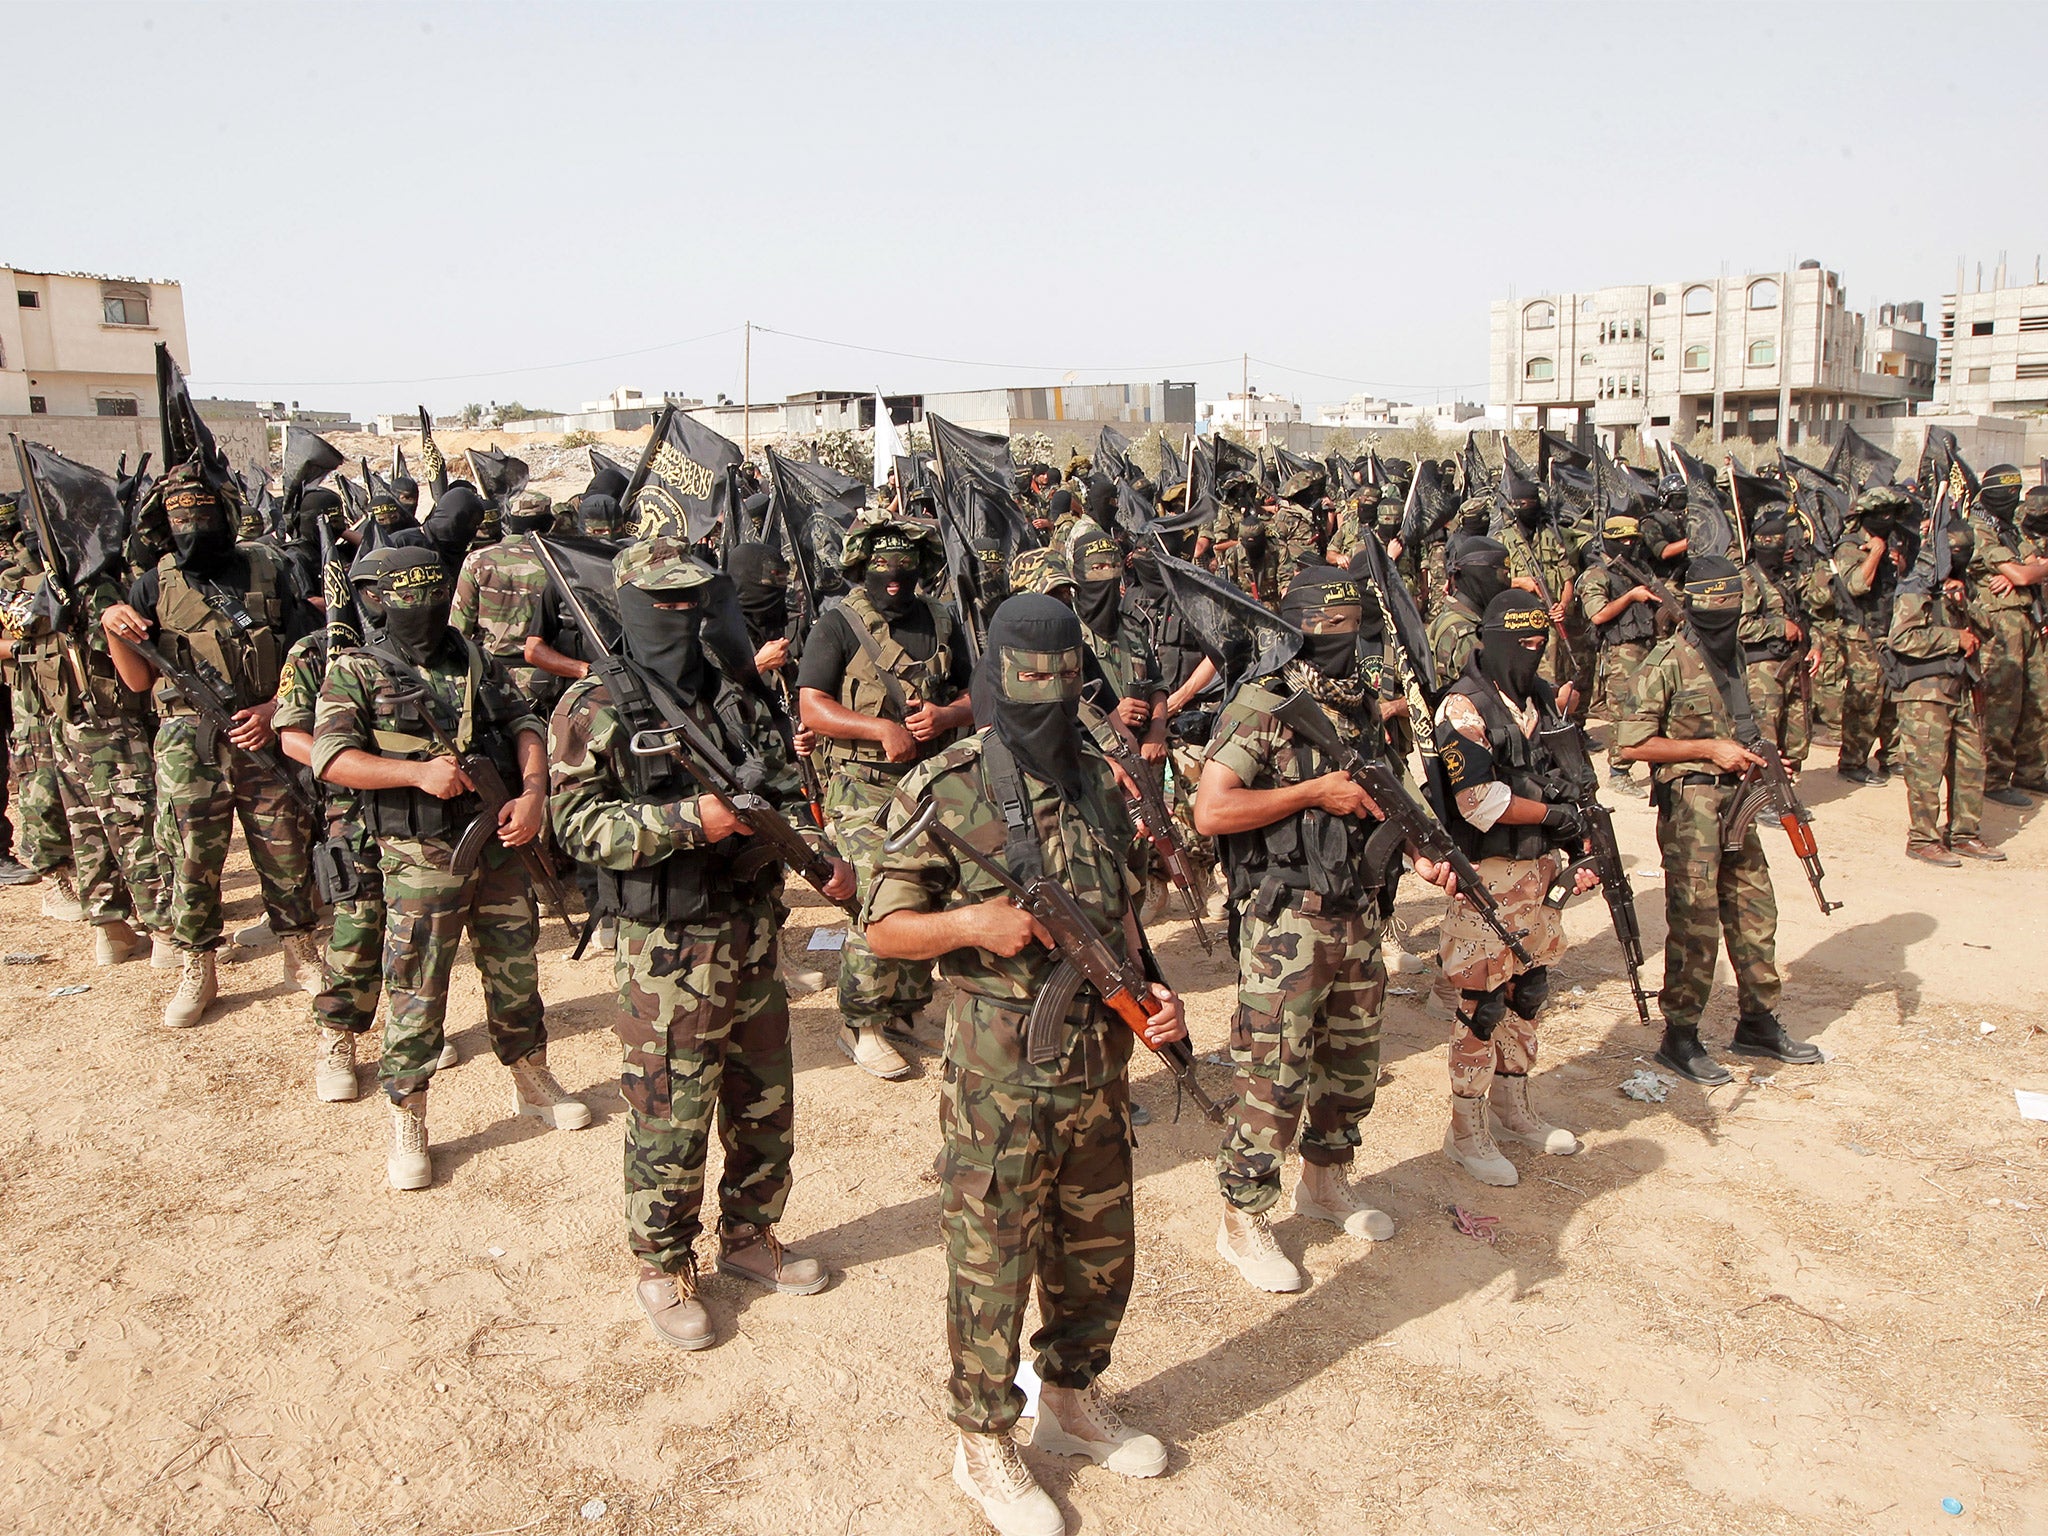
[
  {"left": 1457, "top": 986, "right": 1507, "bottom": 1042},
  {"left": 1507, "top": 966, "right": 1550, "bottom": 1021}
]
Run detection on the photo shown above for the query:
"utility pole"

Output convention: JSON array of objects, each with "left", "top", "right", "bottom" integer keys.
[
  {"left": 1241, "top": 351, "right": 1249, "bottom": 437},
  {"left": 743, "top": 320, "right": 752, "bottom": 457}
]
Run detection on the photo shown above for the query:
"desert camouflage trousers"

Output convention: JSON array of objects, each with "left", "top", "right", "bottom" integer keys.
[
  {"left": 825, "top": 767, "right": 935, "bottom": 1031},
  {"left": 1217, "top": 900, "right": 1387, "bottom": 1214},
  {"left": 940, "top": 1049, "right": 1134, "bottom": 1435},
  {"left": 377, "top": 840, "right": 544, "bottom": 1101},
  {"left": 9, "top": 702, "right": 70, "bottom": 874},
  {"left": 1655, "top": 780, "right": 1780, "bottom": 1032},
  {"left": 614, "top": 900, "right": 794, "bottom": 1275},
  {"left": 1440, "top": 853, "right": 1567, "bottom": 1099},
  {"left": 1896, "top": 695, "right": 1984, "bottom": 849},
  {"left": 1978, "top": 610, "right": 2048, "bottom": 789},
  {"left": 1595, "top": 642, "right": 1651, "bottom": 758},
  {"left": 1808, "top": 619, "right": 1845, "bottom": 733},
  {"left": 315, "top": 820, "right": 384, "bottom": 1035},
  {"left": 1837, "top": 634, "right": 1897, "bottom": 770},
  {"left": 152, "top": 714, "right": 317, "bottom": 951},
  {"left": 55, "top": 713, "right": 168, "bottom": 931},
  {"left": 1746, "top": 653, "right": 1811, "bottom": 767}
]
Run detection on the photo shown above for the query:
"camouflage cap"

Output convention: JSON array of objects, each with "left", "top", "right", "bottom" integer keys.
[
  {"left": 510, "top": 488, "right": 551, "bottom": 515},
  {"left": 1158, "top": 481, "right": 1188, "bottom": 506},
  {"left": 1009, "top": 546, "right": 1075, "bottom": 597},
  {"left": 1278, "top": 469, "right": 1326, "bottom": 502},
  {"left": 1850, "top": 485, "right": 1913, "bottom": 520},
  {"left": 1065, "top": 451, "right": 1093, "bottom": 478},
  {"left": 841, "top": 516, "right": 944, "bottom": 580},
  {"left": 613, "top": 535, "right": 717, "bottom": 593}
]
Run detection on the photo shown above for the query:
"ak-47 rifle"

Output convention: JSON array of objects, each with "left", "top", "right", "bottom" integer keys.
[
  {"left": 529, "top": 535, "right": 855, "bottom": 915},
  {"left": 1078, "top": 689, "right": 1213, "bottom": 954},
  {"left": 1269, "top": 692, "right": 1535, "bottom": 967},
  {"left": 1537, "top": 715, "right": 1651, "bottom": 1023},
  {"left": 883, "top": 798, "right": 1232, "bottom": 1124}
]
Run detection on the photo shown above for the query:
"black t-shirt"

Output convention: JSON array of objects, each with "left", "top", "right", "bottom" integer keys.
[
  {"left": 129, "top": 548, "right": 308, "bottom": 630},
  {"left": 795, "top": 603, "right": 970, "bottom": 697}
]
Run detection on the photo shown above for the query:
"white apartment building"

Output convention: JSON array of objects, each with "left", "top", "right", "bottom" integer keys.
[
  {"left": 2, "top": 265, "right": 189, "bottom": 419},
  {"left": 1937, "top": 269, "right": 2048, "bottom": 416},
  {"left": 1201, "top": 391, "right": 1301, "bottom": 430}
]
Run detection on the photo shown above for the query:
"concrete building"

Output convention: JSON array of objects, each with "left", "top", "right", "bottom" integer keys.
[
  {"left": 1489, "top": 262, "right": 1936, "bottom": 449},
  {"left": 1937, "top": 265, "right": 2048, "bottom": 417},
  {"left": 1201, "top": 390, "right": 1300, "bottom": 431},
  {"left": 1317, "top": 394, "right": 1486, "bottom": 431}
]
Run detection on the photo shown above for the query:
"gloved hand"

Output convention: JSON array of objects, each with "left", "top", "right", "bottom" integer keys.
[{"left": 1540, "top": 802, "right": 1586, "bottom": 845}]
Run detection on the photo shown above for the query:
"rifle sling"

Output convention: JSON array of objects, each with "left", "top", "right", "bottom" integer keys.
[
  {"left": 836, "top": 603, "right": 913, "bottom": 719},
  {"left": 363, "top": 642, "right": 483, "bottom": 754}
]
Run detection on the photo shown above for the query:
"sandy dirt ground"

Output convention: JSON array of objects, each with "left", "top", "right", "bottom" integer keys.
[{"left": 3, "top": 737, "right": 2046, "bottom": 1536}]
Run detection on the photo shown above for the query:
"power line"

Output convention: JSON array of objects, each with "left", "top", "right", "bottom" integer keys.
[{"left": 192, "top": 324, "right": 746, "bottom": 391}]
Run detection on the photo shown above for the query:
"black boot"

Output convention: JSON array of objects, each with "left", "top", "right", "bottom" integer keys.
[
  {"left": 1731, "top": 1012, "right": 1822, "bottom": 1064},
  {"left": 1655, "top": 1025, "right": 1732, "bottom": 1086}
]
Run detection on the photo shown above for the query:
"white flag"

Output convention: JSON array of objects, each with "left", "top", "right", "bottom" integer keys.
[{"left": 873, "top": 392, "right": 904, "bottom": 488}]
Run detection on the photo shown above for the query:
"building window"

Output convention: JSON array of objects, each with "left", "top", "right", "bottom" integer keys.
[
  {"left": 1650, "top": 345, "right": 1666, "bottom": 361},
  {"left": 1580, "top": 297, "right": 1595, "bottom": 314},
  {"left": 1524, "top": 356, "right": 1555, "bottom": 382},
  {"left": 1524, "top": 302, "right": 1556, "bottom": 331},
  {"left": 1683, "top": 345, "right": 1711, "bottom": 370},
  {"left": 96, "top": 397, "right": 139, "bottom": 418},
  {"left": 2016, "top": 360, "right": 2048, "bottom": 381},
  {"left": 1684, "top": 286, "right": 1713, "bottom": 316},
  {"left": 1580, "top": 352, "right": 1597, "bottom": 365},
  {"left": 2021, "top": 309, "right": 2048, "bottom": 333},
  {"left": 1971, "top": 320, "right": 1994, "bottom": 337},
  {"left": 1748, "top": 340, "right": 1777, "bottom": 366},
  {"left": 17, "top": 290, "right": 39, "bottom": 309},
  {"left": 1968, "top": 366, "right": 1990, "bottom": 384},
  {"left": 1650, "top": 415, "right": 1671, "bottom": 427},
  {"left": 1652, "top": 291, "right": 1667, "bottom": 306},
  {"left": 1748, "top": 279, "right": 1780, "bottom": 309},
  {"left": 102, "top": 287, "right": 151, "bottom": 326},
  {"left": 28, "top": 396, "right": 47, "bottom": 415},
  {"left": 1632, "top": 375, "right": 1643, "bottom": 397}
]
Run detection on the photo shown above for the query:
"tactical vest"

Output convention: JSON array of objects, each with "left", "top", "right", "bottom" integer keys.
[
  {"left": 1135, "top": 593, "right": 1204, "bottom": 694},
  {"left": 1594, "top": 560, "right": 1658, "bottom": 647},
  {"left": 152, "top": 548, "right": 287, "bottom": 714},
  {"left": 1217, "top": 684, "right": 1381, "bottom": 915},
  {"left": 1440, "top": 670, "right": 1557, "bottom": 864},
  {"left": 820, "top": 588, "right": 961, "bottom": 772},
  {"left": 590, "top": 661, "right": 780, "bottom": 925},
  {"left": 359, "top": 639, "right": 520, "bottom": 844}
]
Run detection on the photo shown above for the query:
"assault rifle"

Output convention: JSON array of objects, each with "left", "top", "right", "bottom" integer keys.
[
  {"left": 1537, "top": 715, "right": 1651, "bottom": 1023},
  {"left": 884, "top": 798, "right": 1231, "bottom": 1124},
  {"left": 1269, "top": 692, "right": 1535, "bottom": 967},
  {"left": 529, "top": 535, "right": 855, "bottom": 916},
  {"left": 1079, "top": 691, "right": 1213, "bottom": 954}
]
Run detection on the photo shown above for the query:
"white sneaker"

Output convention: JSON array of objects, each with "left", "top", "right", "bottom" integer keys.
[
  {"left": 388, "top": 1096, "right": 431, "bottom": 1190},
  {"left": 952, "top": 1431, "right": 1063, "bottom": 1536},
  {"left": 1290, "top": 1163, "right": 1397, "bottom": 1241},
  {"left": 511, "top": 1052, "right": 591, "bottom": 1130},
  {"left": 315, "top": 1027, "right": 359, "bottom": 1102},
  {"left": 280, "top": 930, "right": 324, "bottom": 994},
  {"left": 1033, "top": 1381, "right": 1167, "bottom": 1478},
  {"left": 838, "top": 1024, "right": 910, "bottom": 1080},
  {"left": 41, "top": 872, "right": 84, "bottom": 922},
  {"left": 1216, "top": 1206, "right": 1303, "bottom": 1293},
  {"left": 93, "top": 919, "right": 145, "bottom": 966},
  {"left": 784, "top": 964, "right": 827, "bottom": 994}
]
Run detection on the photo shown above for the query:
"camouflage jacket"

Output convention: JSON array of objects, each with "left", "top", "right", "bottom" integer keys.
[
  {"left": 275, "top": 629, "right": 358, "bottom": 829},
  {"left": 865, "top": 729, "right": 1140, "bottom": 1090},
  {"left": 1614, "top": 633, "right": 1742, "bottom": 784},
  {"left": 1217, "top": 542, "right": 1286, "bottom": 610},
  {"left": 1266, "top": 502, "right": 1326, "bottom": 575},
  {"left": 1886, "top": 589, "right": 1985, "bottom": 704},
  {"left": 1426, "top": 598, "right": 1481, "bottom": 682},
  {"left": 453, "top": 537, "right": 551, "bottom": 704},
  {"left": 1326, "top": 508, "right": 1368, "bottom": 566},
  {"left": 1578, "top": 558, "right": 1660, "bottom": 648},
  {"left": 1829, "top": 536, "right": 1892, "bottom": 637},
  {"left": 1737, "top": 565, "right": 1792, "bottom": 661},
  {"left": 1499, "top": 521, "right": 1577, "bottom": 621},
  {"left": 4, "top": 570, "right": 142, "bottom": 725},
  {"left": 1080, "top": 611, "right": 1162, "bottom": 705},
  {"left": 1968, "top": 512, "right": 2035, "bottom": 616}
]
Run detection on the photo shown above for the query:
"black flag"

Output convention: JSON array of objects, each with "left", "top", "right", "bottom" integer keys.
[
  {"left": 1213, "top": 433, "right": 1260, "bottom": 488},
  {"left": 1779, "top": 452, "right": 1849, "bottom": 552},
  {"left": 625, "top": 405, "right": 743, "bottom": 542},
  {"left": 1148, "top": 541, "right": 1302, "bottom": 693},
  {"left": 1918, "top": 426, "right": 1977, "bottom": 504},
  {"left": 1459, "top": 432, "right": 1494, "bottom": 503},
  {"left": 466, "top": 445, "right": 530, "bottom": 504},
  {"left": 418, "top": 407, "right": 449, "bottom": 498},
  {"left": 282, "top": 425, "right": 344, "bottom": 507},
  {"left": 1397, "top": 458, "right": 1460, "bottom": 549},
  {"left": 927, "top": 413, "right": 1035, "bottom": 550},
  {"left": 1097, "top": 424, "right": 1134, "bottom": 482},
  {"left": 764, "top": 445, "right": 862, "bottom": 601},
  {"left": 1157, "top": 432, "right": 1187, "bottom": 491},
  {"left": 1672, "top": 443, "right": 1735, "bottom": 561},
  {"left": 532, "top": 532, "right": 627, "bottom": 655},
  {"left": 1825, "top": 424, "right": 1901, "bottom": 492},
  {"left": 153, "top": 343, "right": 229, "bottom": 484},
  {"left": 12, "top": 438, "right": 128, "bottom": 593}
]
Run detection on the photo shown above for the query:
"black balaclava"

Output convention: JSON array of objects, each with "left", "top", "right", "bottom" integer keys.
[
  {"left": 1072, "top": 531, "right": 1123, "bottom": 635},
  {"left": 1044, "top": 488, "right": 1073, "bottom": 530},
  {"left": 1478, "top": 589, "right": 1550, "bottom": 700},
  {"left": 1949, "top": 524, "right": 1976, "bottom": 576},
  {"left": 1751, "top": 512, "right": 1789, "bottom": 577},
  {"left": 1084, "top": 473, "right": 1114, "bottom": 525},
  {"left": 1456, "top": 496, "right": 1491, "bottom": 535},
  {"left": 1682, "top": 555, "right": 1743, "bottom": 672},
  {"left": 618, "top": 584, "right": 708, "bottom": 701},
  {"left": 578, "top": 492, "right": 625, "bottom": 538},
  {"left": 1129, "top": 546, "right": 1167, "bottom": 604},
  {"left": 973, "top": 538, "right": 1011, "bottom": 606},
  {"left": 971, "top": 594, "right": 1087, "bottom": 796},
  {"left": 161, "top": 465, "right": 236, "bottom": 576},
  {"left": 348, "top": 545, "right": 408, "bottom": 642},
  {"left": 393, "top": 475, "right": 420, "bottom": 516},
  {"left": 1355, "top": 571, "right": 1388, "bottom": 643},
  {"left": 503, "top": 491, "right": 554, "bottom": 535},
  {"left": 586, "top": 467, "right": 629, "bottom": 502},
  {"left": 1279, "top": 565, "right": 1363, "bottom": 679},
  {"left": 863, "top": 532, "right": 921, "bottom": 619},
  {"left": 376, "top": 549, "right": 455, "bottom": 667},
  {"left": 1239, "top": 519, "right": 1269, "bottom": 560},
  {"left": 1980, "top": 464, "right": 2023, "bottom": 525},
  {"left": 367, "top": 481, "right": 415, "bottom": 532},
  {"left": 422, "top": 483, "right": 485, "bottom": 572},
  {"left": 728, "top": 541, "right": 788, "bottom": 642},
  {"left": 1450, "top": 536, "right": 1510, "bottom": 612}
]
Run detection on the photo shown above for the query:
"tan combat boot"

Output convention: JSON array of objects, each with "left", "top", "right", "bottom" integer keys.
[
  {"left": 1215, "top": 1204, "right": 1304, "bottom": 1293},
  {"left": 93, "top": 918, "right": 145, "bottom": 966},
  {"left": 1443, "top": 1095, "right": 1519, "bottom": 1186},
  {"left": 635, "top": 1265, "right": 714, "bottom": 1350},
  {"left": 1033, "top": 1381, "right": 1168, "bottom": 1478},
  {"left": 837, "top": 1023, "right": 910, "bottom": 1080},
  {"left": 149, "top": 931, "right": 181, "bottom": 969},
  {"left": 387, "top": 1092, "right": 431, "bottom": 1190},
  {"left": 510, "top": 1050, "right": 592, "bottom": 1130},
  {"left": 161, "top": 949, "right": 218, "bottom": 1029},
  {"left": 952, "top": 1429, "right": 1063, "bottom": 1536},
  {"left": 1290, "top": 1159, "right": 1397, "bottom": 1240},
  {"left": 315, "top": 1026, "right": 359, "bottom": 1103},
  {"left": 1488, "top": 1073, "right": 1581, "bottom": 1155},
  {"left": 716, "top": 1221, "right": 828, "bottom": 1295},
  {"left": 280, "top": 930, "right": 325, "bottom": 994},
  {"left": 41, "top": 870, "right": 83, "bottom": 922}
]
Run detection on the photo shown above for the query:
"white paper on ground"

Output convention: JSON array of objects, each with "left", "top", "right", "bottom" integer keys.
[
  {"left": 807, "top": 928, "right": 847, "bottom": 951},
  {"left": 2016, "top": 1089, "right": 2048, "bottom": 1123}
]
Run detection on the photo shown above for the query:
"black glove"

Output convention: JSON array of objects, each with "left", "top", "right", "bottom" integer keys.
[{"left": 1540, "top": 802, "right": 1586, "bottom": 845}]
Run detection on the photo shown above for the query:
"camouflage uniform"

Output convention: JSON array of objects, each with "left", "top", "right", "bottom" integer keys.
[
  {"left": 1499, "top": 519, "right": 1589, "bottom": 698},
  {"left": 1203, "top": 677, "right": 1393, "bottom": 1214},
  {"left": 0, "top": 551, "right": 74, "bottom": 877},
  {"left": 453, "top": 534, "right": 557, "bottom": 713},
  {"left": 1740, "top": 566, "right": 1809, "bottom": 768},
  {"left": 1614, "top": 634, "right": 1781, "bottom": 1033},
  {"left": 1831, "top": 532, "right": 1898, "bottom": 770},
  {"left": 1886, "top": 589, "right": 1986, "bottom": 851},
  {"left": 1217, "top": 539, "right": 1286, "bottom": 611},
  {"left": 1967, "top": 511, "right": 2048, "bottom": 792},
  {"left": 1798, "top": 553, "right": 1846, "bottom": 735},
  {"left": 867, "top": 728, "right": 1142, "bottom": 1436},
  {"left": 313, "top": 636, "right": 546, "bottom": 1100},
  {"left": 1264, "top": 499, "right": 1327, "bottom": 579},
  {"left": 1578, "top": 557, "right": 1658, "bottom": 740},
  {"left": 1426, "top": 597, "right": 1482, "bottom": 684}
]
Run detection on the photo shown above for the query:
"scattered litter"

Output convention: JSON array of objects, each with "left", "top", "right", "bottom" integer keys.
[
  {"left": 1448, "top": 1204, "right": 1499, "bottom": 1245},
  {"left": 1845, "top": 1141, "right": 1874, "bottom": 1157},
  {"left": 2013, "top": 1200, "right": 2034, "bottom": 1211},
  {"left": 3, "top": 952, "right": 45, "bottom": 965},
  {"left": 1987, "top": 1198, "right": 2002, "bottom": 1207},
  {"left": 1568, "top": 985, "right": 1586, "bottom": 997},
  {"left": 1201, "top": 1051, "right": 1232, "bottom": 1067},
  {"left": 435, "top": 1382, "right": 448, "bottom": 1393},
  {"left": 392, "top": 1472, "right": 406, "bottom": 1486},
  {"left": 2016, "top": 1089, "right": 2048, "bottom": 1124},
  {"left": 1750, "top": 1072, "right": 1777, "bottom": 1088},
  {"left": 487, "top": 1246, "right": 506, "bottom": 1258},
  {"left": 1962, "top": 941, "right": 1991, "bottom": 950},
  {"left": 1388, "top": 986, "right": 1416, "bottom": 997},
  {"left": 1014, "top": 1355, "right": 1043, "bottom": 1416},
  {"left": 1634, "top": 867, "right": 1663, "bottom": 880},
  {"left": 581, "top": 1497, "right": 608, "bottom": 1520},
  {"left": 1620, "top": 1069, "right": 1672, "bottom": 1103},
  {"left": 1942, "top": 1497, "right": 1964, "bottom": 1516},
  {"left": 48, "top": 984, "right": 90, "bottom": 998},
  {"left": 1980, "top": 1022, "right": 1997, "bottom": 1035},
  {"left": 806, "top": 928, "right": 846, "bottom": 952}
]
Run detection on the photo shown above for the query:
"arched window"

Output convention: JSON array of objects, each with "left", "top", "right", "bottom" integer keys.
[
  {"left": 1748, "top": 339, "right": 1777, "bottom": 366},
  {"left": 1524, "top": 356, "right": 1555, "bottom": 382},
  {"left": 1580, "top": 297, "right": 1596, "bottom": 314},
  {"left": 1748, "top": 279, "right": 1780, "bottom": 310},
  {"left": 101, "top": 283, "right": 150, "bottom": 327},
  {"left": 1650, "top": 345, "right": 1666, "bottom": 361},
  {"left": 1683, "top": 286, "right": 1713, "bottom": 316},
  {"left": 1524, "top": 302, "right": 1556, "bottom": 331},
  {"left": 1683, "top": 345, "right": 1711, "bottom": 370},
  {"left": 1652, "top": 291, "right": 1668, "bottom": 306},
  {"left": 1580, "top": 353, "right": 1597, "bottom": 365}
]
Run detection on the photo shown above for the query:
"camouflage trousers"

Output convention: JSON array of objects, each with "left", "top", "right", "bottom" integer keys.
[
  {"left": 55, "top": 713, "right": 168, "bottom": 931},
  {"left": 1440, "top": 853, "right": 1567, "bottom": 1099},
  {"left": 826, "top": 766, "right": 934, "bottom": 1031},
  {"left": 315, "top": 820, "right": 384, "bottom": 1035},
  {"left": 1838, "top": 635, "right": 1897, "bottom": 769},
  {"left": 1595, "top": 642, "right": 1650, "bottom": 752},
  {"left": 1168, "top": 740, "right": 1216, "bottom": 872},
  {"left": 1655, "top": 780, "right": 1780, "bottom": 1032},
  {"left": 8, "top": 703, "right": 70, "bottom": 875},
  {"left": 152, "top": 714, "right": 317, "bottom": 951},
  {"left": 1217, "top": 898, "right": 1387, "bottom": 1214},
  {"left": 1746, "top": 653, "right": 1810, "bottom": 768},
  {"left": 1808, "top": 621, "right": 1846, "bottom": 733},
  {"left": 378, "top": 840, "right": 544, "bottom": 1102},
  {"left": 1896, "top": 696, "right": 1984, "bottom": 849},
  {"left": 615, "top": 900, "right": 794, "bottom": 1275},
  {"left": 941, "top": 1054, "right": 1134, "bottom": 1435},
  {"left": 1978, "top": 610, "right": 2048, "bottom": 789}
]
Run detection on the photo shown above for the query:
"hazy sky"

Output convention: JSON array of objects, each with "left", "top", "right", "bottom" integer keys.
[{"left": 8, "top": 1, "right": 2045, "bottom": 419}]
